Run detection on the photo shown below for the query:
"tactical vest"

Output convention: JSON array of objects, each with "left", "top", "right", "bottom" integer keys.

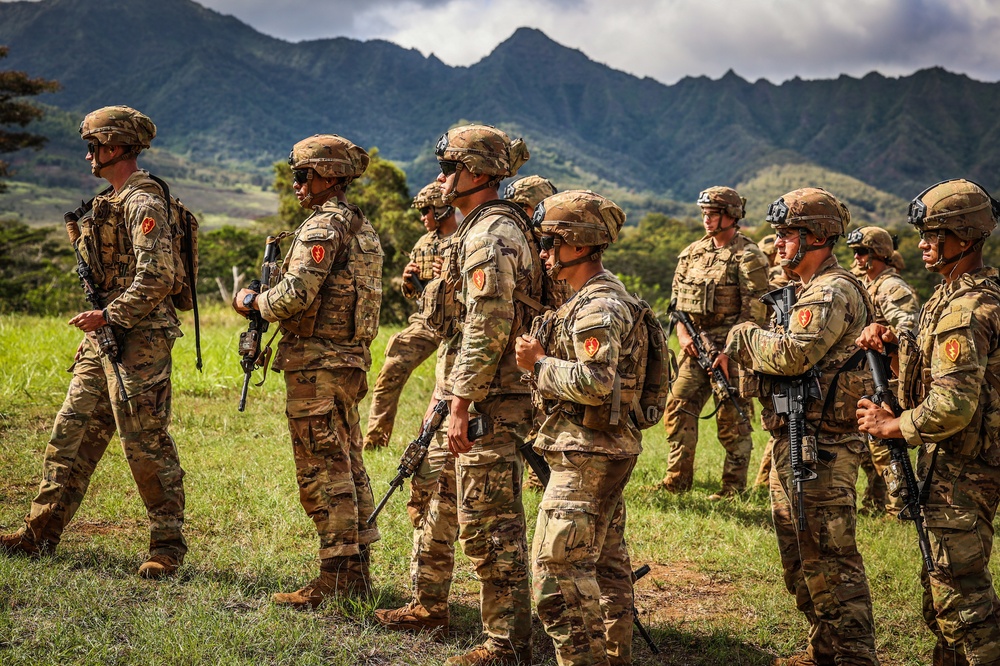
[
  {"left": 673, "top": 233, "right": 755, "bottom": 327},
  {"left": 417, "top": 236, "right": 459, "bottom": 334},
  {"left": 280, "top": 203, "right": 384, "bottom": 345},
  {"left": 411, "top": 231, "right": 442, "bottom": 283},
  {"left": 899, "top": 272, "right": 1000, "bottom": 464}
]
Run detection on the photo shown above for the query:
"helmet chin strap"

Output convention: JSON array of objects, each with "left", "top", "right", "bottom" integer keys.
[
  {"left": 545, "top": 236, "right": 601, "bottom": 280},
  {"left": 779, "top": 228, "right": 830, "bottom": 269},
  {"left": 90, "top": 144, "right": 133, "bottom": 178},
  {"left": 706, "top": 216, "right": 737, "bottom": 237},
  {"left": 442, "top": 179, "right": 492, "bottom": 205},
  {"left": 298, "top": 171, "right": 343, "bottom": 209},
  {"left": 433, "top": 206, "right": 454, "bottom": 223},
  {"left": 927, "top": 230, "right": 979, "bottom": 272}
]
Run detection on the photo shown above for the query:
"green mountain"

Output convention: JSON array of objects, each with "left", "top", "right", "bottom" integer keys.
[{"left": 2, "top": 0, "right": 999, "bottom": 222}]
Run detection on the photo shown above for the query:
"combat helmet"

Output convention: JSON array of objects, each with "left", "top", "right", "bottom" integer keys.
[
  {"left": 504, "top": 175, "right": 557, "bottom": 211},
  {"left": 80, "top": 105, "right": 156, "bottom": 176},
  {"left": 532, "top": 190, "right": 625, "bottom": 279},
  {"left": 846, "top": 226, "right": 895, "bottom": 262},
  {"left": 697, "top": 186, "right": 746, "bottom": 222},
  {"left": 906, "top": 178, "right": 999, "bottom": 271},
  {"left": 411, "top": 181, "right": 453, "bottom": 226},
  {"left": 434, "top": 125, "right": 529, "bottom": 202},
  {"left": 288, "top": 134, "right": 369, "bottom": 208},
  {"left": 766, "top": 187, "right": 850, "bottom": 269}
]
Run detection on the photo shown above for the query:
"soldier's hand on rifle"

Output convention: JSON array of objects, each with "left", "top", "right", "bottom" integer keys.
[
  {"left": 448, "top": 397, "right": 473, "bottom": 456},
  {"left": 69, "top": 309, "right": 107, "bottom": 333},
  {"left": 856, "top": 397, "right": 903, "bottom": 440},
  {"left": 676, "top": 324, "right": 698, "bottom": 358},
  {"left": 856, "top": 323, "right": 896, "bottom": 353},
  {"left": 233, "top": 288, "right": 258, "bottom": 317},
  {"left": 402, "top": 261, "right": 420, "bottom": 281},
  {"left": 515, "top": 334, "right": 544, "bottom": 372},
  {"left": 712, "top": 352, "right": 731, "bottom": 383}
]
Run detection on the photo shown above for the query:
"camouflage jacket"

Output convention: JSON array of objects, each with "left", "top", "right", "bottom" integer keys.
[
  {"left": 78, "top": 169, "right": 180, "bottom": 332},
  {"left": 445, "top": 200, "right": 543, "bottom": 401},
  {"left": 402, "top": 229, "right": 448, "bottom": 300},
  {"left": 898, "top": 267, "right": 1000, "bottom": 463},
  {"left": 259, "top": 200, "right": 383, "bottom": 373},
  {"left": 672, "top": 232, "right": 770, "bottom": 338},
  {"left": 725, "top": 255, "right": 872, "bottom": 435},
  {"left": 768, "top": 264, "right": 792, "bottom": 290},
  {"left": 534, "top": 271, "right": 642, "bottom": 456},
  {"left": 864, "top": 266, "right": 920, "bottom": 334}
]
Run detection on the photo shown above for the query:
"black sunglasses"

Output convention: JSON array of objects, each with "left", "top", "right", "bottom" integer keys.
[
  {"left": 852, "top": 247, "right": 870, "bottom": 256},
  {"left": 86, "top": 141, "right": 101, "bottom": 155},
  {"left": 292, "top": 168, "right": 310, "bottom": 185},
  {"left": 538, "top": 235, "right": 557, "bottom": 251},
  {"left": 419, "top": 206, "right": 432, "bottom": 216},
  {"left": 438, "top": 160, "right": 462, "bottom": 176}
]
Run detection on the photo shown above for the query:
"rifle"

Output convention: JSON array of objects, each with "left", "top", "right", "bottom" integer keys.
[
  {"left": 407, "top": 273, "right": 424, "bottom": 294},
  {"left": 760, "top": 284, "right": 822, "bottom": 532},
  {"left": 238, "top": 235, "right": 283, "bottom": 412},
  {"left": 64, "top": 201, "right": 129, "bottom": 403},
  {"left": 667, "top": 300, "right": 750, "bottom": 427},
  {"left": 367, "top": 400, "right": 490, "bottom": 526},
  {"left": 864, "top": 349, "right": 934, "bottom": 571},
  {"left": 631, "top": 564, "right": 660, "bottom": 655}
]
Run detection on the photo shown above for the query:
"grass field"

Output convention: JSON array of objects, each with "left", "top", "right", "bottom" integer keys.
[{"left": 0, "top": 306, "right": 956, "bottom": 665}]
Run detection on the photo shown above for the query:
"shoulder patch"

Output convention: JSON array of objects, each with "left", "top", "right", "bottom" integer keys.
[
  {"left": 942, "top": 338, "right": 962, "bottom": 363},
  {"left": 141, "top": 217, "right": 156, "bottom": 235},
  {"left": 797, "top": 309, "right": 812, "bottom": 327},
  {"left": 311, "top": 244, "right": 326, "bottom": 264},
  {"left": 583, "top": 337, "right": 601, "bottom": 357}
]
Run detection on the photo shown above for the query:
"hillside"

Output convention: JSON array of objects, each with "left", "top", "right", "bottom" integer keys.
[{"left": 1, "top": 0, "right": 998, "bottom": 223}]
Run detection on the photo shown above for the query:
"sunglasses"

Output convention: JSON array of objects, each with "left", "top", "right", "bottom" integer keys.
[
  {"left": 438, "top": 160, "right": 462, "bottom": 176},
  {"left": 419, "top": 207, "right": 432, "bottom": 216},
  {"left": 292, "top": 168, "right": 310, "bottom": 185},
  {"left": 86, "top": 141, "right": 101, "bottom": 155},
  {"left": 538, "top": 235, "right": 557, "bottom": 251},
  {"left": 852, "top": 247, "right": 870, "bottom": 256}
]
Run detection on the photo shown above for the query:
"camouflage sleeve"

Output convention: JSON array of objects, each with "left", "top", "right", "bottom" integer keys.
[
  {"left": 899, "top": 304, "right": 989, "bottom": 447},
  {"left": 105, "top": 192, "right": 175, "bottom": 329},
  {"left": 725, "top": 277, "right": 860, "bottom": 376},
  {"left": 671, "top": 250, "right": 689, "bottom": 299},
  {"left": 450, "top": 220, "right": 524, "bottom": 402},
  {"left": 740, "top": 243, "right": 771, "bottom": 325},
  {"left": 535, "top": 297, "right": 631, "bottom": 406},
  {"left": 879, "top": 277, "right": 920, "bottom": 334},
  {"left": 258, "top": 217, "right": 344, "bottom": 323}
]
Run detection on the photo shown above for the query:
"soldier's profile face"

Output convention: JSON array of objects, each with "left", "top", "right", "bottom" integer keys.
[{"left": 701, "top": 208, "right": 722, "bottom": 232}]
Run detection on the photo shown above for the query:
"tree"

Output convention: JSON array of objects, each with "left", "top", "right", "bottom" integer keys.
[{"left": 0, "top": 46, "right": 60, "bottom": 192}]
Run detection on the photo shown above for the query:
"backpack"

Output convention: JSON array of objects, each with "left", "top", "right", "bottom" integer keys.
[{"left": 625, "top": 299, "right": 670, "bottom": 430}]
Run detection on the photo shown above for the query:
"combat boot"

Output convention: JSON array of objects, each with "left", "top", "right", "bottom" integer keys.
[
  {"left": 374, "top": 601, "right": 448, "bottom": 636},
  {"left": 273, "top": 556, "right": 368, "bottom": 609},
  {"left": 0, "top": 529, "right": 47, "bottom": 558},
  {"left": 772, "top": 653, "right": 818, "bottom": 666},
  {"left": 444, "top": 641, "right": 531, "bottom": 666},
  {"left": 138, "top": 554, "right": 180, "bottom": 579}
]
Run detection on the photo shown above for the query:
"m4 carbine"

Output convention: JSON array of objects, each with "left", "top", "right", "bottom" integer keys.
[{"left": 237, "top": 235, "right": 284, "bottom": 412}]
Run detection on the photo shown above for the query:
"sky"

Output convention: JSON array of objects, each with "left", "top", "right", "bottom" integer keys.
[{"left": 189, "top": 0, "right": 1000, "bottom": 84}]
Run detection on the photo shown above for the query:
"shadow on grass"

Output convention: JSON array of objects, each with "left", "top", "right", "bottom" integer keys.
[
  {"left": 648, "top": 484, "right": 775, "bottom": 531},
  {"left": 633, "top": 623, "right": 776, "bottom": 665}
]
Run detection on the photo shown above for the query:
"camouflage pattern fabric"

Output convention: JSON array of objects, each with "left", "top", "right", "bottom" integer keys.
[
  {"left": 896, "top": 267, "right": 1000, "bottom": 663},
  {"left": 285, "top": 367, "right": 379, "bottom": 558},
  {"left": 405, "top": 420, "right": 459, "bottom": 617},
  {"left": 769, "top": 264, "right": 792, "bottom": 289},
  {"left": 664, "top": 231, "right": 768, "bottom": 493},
  {"left": 23, "top": 312, "right": 186, "bottom": 560},
  {"left": 864, "top": 265, "right": 920, "bottom": 335},
  {"left": 726, "top": 255, "right": 878, "bottom": 664},
  {"left": 402, "top": 229, "right": 448, "bottom": 300},
  {"left": 753, "top": 436, "right": 775, "bottom": 488},
  {"left": 364, "top": 322, "right": 440, "bottom": 449}
]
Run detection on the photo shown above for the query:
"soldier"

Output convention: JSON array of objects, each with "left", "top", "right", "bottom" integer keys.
[
  {"left": 847, "top": 226, "right": 921, "bottom": 515},
  {"left": 435, "top": 124, "right": 536, "bottom": 666},
  {"left": 233, "top": 134, "right": 383, "bottom": 608},
  {"left": 363, "top": 182, "right": 456, "bottom": 450},
  {"left": 857, "top": 179, "right": 1000, "bottom": 665},
  {"left": 661, "top": 186, "right": 769, "bottom": 498},
  {"left": 504, "top": 174, "right": 557, "bottom": 218},
  {"left": 515, "top": 190, "right": 640, "bottom": 666},
  {"left": 719, "top": 188, "right": 879, "bottom": 665},
  {"left": 0, "top": 106, "right": 187, "bottom": 578}
]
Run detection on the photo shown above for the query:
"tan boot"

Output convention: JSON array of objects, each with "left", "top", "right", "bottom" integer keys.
[
  {"left": 444, "top": 642, "right": 531, "bottom": 666},
  {"left": 374, "top": 601, "right": 448, "bottom": 636},
  {"left": 138, "top": 554, "right": 180, "bottom": 579},
  {"left": 273, "top": 556, "right": 368, "bottom": 609},
  {"left": 0, "top": 529, "right": 45, "bottom": 558},
  {"left": 773, "top": 653, "right": 818, "bottom": 666}
]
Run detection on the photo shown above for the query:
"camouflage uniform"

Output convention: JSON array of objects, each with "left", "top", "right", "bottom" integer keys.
[
  {"left": 258, "top": 196, "right": 383, "bottom": 564},
  {"left": 727, "top": 188, "right": 879, "bottom": 665},
  {"left": 7, "top": 154, "right": 187, "bottom": 567},
  {"left": 532, "top": 270, "right": 641, "bottom": 666},
  {"left": 858, "top": 264, "right": 920, "bottom": 513},
  {"left": 664, "top": 231, "right": 769, "bottom": 494},
  {"left": 897, "top": 267, "right": 1000, "bottom": 665},
  {"left": 364, "top": 228, "right": 447, "bottom": 449}
]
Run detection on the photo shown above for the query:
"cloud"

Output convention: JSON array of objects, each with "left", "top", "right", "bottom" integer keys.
[{"left": 196, "top": 0, "right": 1000, "bottom": 83}]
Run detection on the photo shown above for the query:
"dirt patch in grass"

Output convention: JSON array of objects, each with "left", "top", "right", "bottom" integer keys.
[
  {"left": 636, "top": 561, "right": 737, "bottom": 623},
  {"left": 67, "top": 519, "right": 142, "bottom": 537}
]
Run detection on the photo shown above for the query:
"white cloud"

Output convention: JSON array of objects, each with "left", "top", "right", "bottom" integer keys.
[{"left": 195, "top": 0, "right": 1000, "bottom": 83}]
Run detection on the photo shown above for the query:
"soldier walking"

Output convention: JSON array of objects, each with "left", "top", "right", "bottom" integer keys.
[
  {"left": 857, "top": 179, "right": 1000, "bottom": 665},
  {"left": 0, "top": 106, "right": 188, "bottom": 578},
  {"left": 662, "top": 186, "right": 769, "bottom": 498},
  {"left": 233, "top": 134, "right": 383, "bottom": 608}
]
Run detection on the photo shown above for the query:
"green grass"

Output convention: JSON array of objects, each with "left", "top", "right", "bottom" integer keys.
[{"left": 0, "top": 306, "right": 949, "bottom": 664}]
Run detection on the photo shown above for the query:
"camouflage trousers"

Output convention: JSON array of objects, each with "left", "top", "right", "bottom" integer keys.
[
  {"left": 285, "top": 367, "right": 380, "bottom": 558},
  {"left": 770, "top": 432, "right": 879, "bottom": 665},
  {"left": 457, "top": 394, "right": 532, "bottom": 652},
  {"left": 754, "top": 435, "right": 774, "bottom": 488},
  {"left": 858, "top": 438, "right": 902, "bottom": 515},
  {"left": 918, "top": 449, "right": 1000, "bottom": 665},
  {"left": 24, "top": 330, "right": 186, "bottom": 560},
  {"left": 364, "top": 320, "right": 440, "bottom": 449},
  {"left": 663, "top": 353, "right": 753, "bottom": 493},
  {"left": 405, "top": 418, "right": 459, "bottom": 617},
  {"left": 532, "top": 450, "right": 636, "bottom": 666}
]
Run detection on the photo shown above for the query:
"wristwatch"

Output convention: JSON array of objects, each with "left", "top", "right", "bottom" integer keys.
[
  {"left": 243, "top": 292, "right": 257, "bottom": 310},
  {"left": 534, "top": 358, "right": 544, "bottom": 378}
]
